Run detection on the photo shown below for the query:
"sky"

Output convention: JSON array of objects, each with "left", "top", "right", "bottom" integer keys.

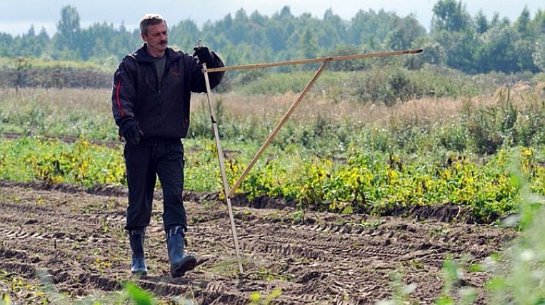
[{"left": 1, "top": 0, "right": 544, "bottom": 36}]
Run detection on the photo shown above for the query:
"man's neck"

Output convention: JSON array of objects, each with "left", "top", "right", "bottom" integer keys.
[{"left": 146, "top": 46, "right": 165, "bottom": 58}]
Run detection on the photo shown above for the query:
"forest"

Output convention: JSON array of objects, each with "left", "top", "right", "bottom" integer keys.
[{"left": 0, "top": 0, "right": 544, "bottom": 76}]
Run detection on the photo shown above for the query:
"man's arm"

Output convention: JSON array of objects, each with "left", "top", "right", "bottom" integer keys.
[
  {"left": 112, "top": 57, "right": 144, "bottom": 144},
  {"left": 112, "top": 58, "right": 137, "bottom": 126}
]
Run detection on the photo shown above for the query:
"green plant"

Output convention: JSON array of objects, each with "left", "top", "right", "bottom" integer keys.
[
  {"left": 435, "top": 257, "right": 477, "bottom": 305},
  {"left": 486, "top": 151, "right": 545, "bottom": 305},
  {"left": 375, "top": 271, "right": 416, "bottom": 305},
  {"left": 124, "top": 282, "right": 154, "bottom": 305},
  {"left": 0, "top": 294, "right": 10, "bottom": 305},
  {"left": 249, "top": 287, "right": 282, "bottom": 305}
]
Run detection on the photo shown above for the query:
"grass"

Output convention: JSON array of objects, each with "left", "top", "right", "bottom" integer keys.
[{"left": 0, "top": 87, "right": 115, "bottom": 140}]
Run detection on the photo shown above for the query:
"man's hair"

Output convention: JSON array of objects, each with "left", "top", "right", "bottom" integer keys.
[{"left": 140, "top": 14, "right": 167, "bottom": 35}]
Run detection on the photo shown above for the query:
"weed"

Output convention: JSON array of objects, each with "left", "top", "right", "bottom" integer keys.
[{"left": 249, "top": 287, "right": 282, "bottom": 305}]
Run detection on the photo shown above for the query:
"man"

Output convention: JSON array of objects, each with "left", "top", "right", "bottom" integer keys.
[{"left": 111, "top": 13, "right": 224, "bottom": 277}]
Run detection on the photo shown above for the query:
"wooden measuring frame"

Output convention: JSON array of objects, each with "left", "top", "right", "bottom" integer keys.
[{"left": 201, "top": 48, "right": 422, "bottom": 273}]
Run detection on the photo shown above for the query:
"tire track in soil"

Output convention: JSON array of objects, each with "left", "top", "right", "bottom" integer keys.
[{"left": 0, "top": 184, "right": 517, "bottom": 304}]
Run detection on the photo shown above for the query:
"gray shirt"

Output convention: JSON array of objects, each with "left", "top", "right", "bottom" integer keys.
[{"left": 151, "top": 55, "right": 166, "bottom": 88}]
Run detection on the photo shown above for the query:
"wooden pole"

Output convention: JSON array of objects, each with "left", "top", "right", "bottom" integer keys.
[
  {"left": 207, "top": 48, "right": 422, "bottom": 73},
  {"left": 201, "top": 62, "right": 244, "bottom": 273}
]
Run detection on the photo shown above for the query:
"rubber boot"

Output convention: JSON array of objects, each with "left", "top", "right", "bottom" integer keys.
[
  {"left": 129, "top": 228, "right": 148, "bottom": 276},
  {"left": 166, "top": 226, "right": 197, "bottom": 277}
]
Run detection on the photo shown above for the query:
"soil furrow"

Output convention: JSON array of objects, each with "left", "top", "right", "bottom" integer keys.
[{"left": 0, "top": 184, "right": 517, "bottom": 304}]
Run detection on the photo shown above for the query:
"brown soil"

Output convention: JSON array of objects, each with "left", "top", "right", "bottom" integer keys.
[{"left": 0, "top": 181, "right": 517, "bottom": 304}]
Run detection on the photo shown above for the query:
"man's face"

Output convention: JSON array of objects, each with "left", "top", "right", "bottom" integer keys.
[{"left": 142, "top": 22, "right": 168, "bottom": 57}]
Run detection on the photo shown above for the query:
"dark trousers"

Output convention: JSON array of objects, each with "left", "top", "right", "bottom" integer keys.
[{"left": 124, "top": 139, "right": 187, "bottom": 232}]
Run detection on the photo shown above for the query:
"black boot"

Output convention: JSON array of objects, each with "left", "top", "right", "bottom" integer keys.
[
  {"left": 129, "top": 228, "right": 148, "bottom": 276},
  {"left": 166, "top": 226, "right": 197, "bottom": 277}
]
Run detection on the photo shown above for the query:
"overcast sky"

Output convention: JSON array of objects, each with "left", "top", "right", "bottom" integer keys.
[{"left": 1, "top": 0, "right": 543, "bottom": 36}]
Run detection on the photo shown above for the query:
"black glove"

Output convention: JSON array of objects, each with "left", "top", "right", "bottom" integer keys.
[
  {"left": 193, "top": 46, "right": 213, "bottom": 65},
  {"left": 120, "top": 118, "right": 143, "bottom": 145}
]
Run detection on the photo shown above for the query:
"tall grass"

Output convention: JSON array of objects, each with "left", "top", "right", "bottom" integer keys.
[
  {"left": 2, "top": 76, "right": 545, "bottom": 156},
  {"left": 0, "top": 87, "right": 115, "bottom": 140}
]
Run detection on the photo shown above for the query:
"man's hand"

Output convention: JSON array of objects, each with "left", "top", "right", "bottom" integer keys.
[
  {"left": 121, "top": 119, "right": 144, "bottom": 145},
  {"left": 193, "top": 46, "right": 213, "bottom": 65}
]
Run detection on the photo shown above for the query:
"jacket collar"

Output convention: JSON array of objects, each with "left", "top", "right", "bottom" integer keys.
[{"left": 132, "top": 44, "right": 183, "bottom": 63}]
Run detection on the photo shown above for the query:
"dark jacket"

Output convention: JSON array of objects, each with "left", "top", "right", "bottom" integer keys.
[{"left": 112, "top": 44, "right": 224, "bottom": 139}]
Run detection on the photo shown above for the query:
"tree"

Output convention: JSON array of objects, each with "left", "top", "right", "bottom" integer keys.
[
  {"left": 16, "top": 26, "right": 50, "bottom": 57},
  {"left": 53, "top": 5, "right": 82, "bottom": 59},
  {"left": 169, "top": 20, "right": 200, "bottom": 51},
  {"left": 231, "top": 9, "right": 250, "bottom": 44},
  {"left": 515, "top": 7, "right": 531, "bottom": 36},
  {"left": 385, "top": 15, "right": 426, "bottom": 50},
  {"left": 278, "top": 6, "right": 292, "bottom": 20},
  {"left": 514, "top": 7, "right": 534, "bottom": 39},
  {"left": 474, "top": 11, "right": 489, "bottom": 34},
  {"left": 515, "top": 39, "right": 538, "bottom": 72},
  {"left": 349, "top": 9, "right": 399, "bottom": 49},
  {"left": 533, "top": 37, "right": 545, "bottom": 72},
  {"left": 489, "top": 13, "right": 511, "bottom": 28},
  {"left": 475, "top": 26, "right": 519, "bottom": 73},
  {"left": 0, "top": 33, "right": 14, "bottom": 56},
  {"left": 81, "top": 22, "right": 120, "bottom": 60},
  {"left": 530, "top": 9, "right": 545, "bottom": 35},
  {"left": 298, "top": 27, "right": 318, "bottom": 59},
  {"left": 431, "top": 0, "right": 471, "bottom": 32},
  {"left": 316, "top": 9, "right": 346, "bottom": 50},
  {"left": 433, "top": 30, "right": 477, "bottom": 73},
  {"left": 13, "top": 57, "right": 31, "bottom": 91}
]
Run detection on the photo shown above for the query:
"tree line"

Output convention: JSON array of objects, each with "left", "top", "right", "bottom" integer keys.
[{"left": 1, "top": 0, "right": 545, "bottom": 75}]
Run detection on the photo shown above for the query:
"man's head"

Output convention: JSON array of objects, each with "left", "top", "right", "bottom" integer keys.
[
  {"left": 140, "top": 14, "right": 168, "bottom": 57},
  {"left": 140, "top": 14, "right": 167, "bottom": 36}
]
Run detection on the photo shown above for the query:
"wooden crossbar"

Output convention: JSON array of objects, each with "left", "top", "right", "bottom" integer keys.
[{"left": 207, "top": 48, "right": 422, "bottom": 73}]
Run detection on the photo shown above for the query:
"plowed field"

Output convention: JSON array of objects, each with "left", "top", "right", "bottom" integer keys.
[{"left": 0, "top": 181, "right": 516, "bottom": 304}]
